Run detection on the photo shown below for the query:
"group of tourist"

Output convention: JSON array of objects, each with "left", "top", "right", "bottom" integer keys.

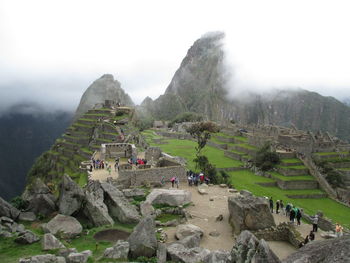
[
  {"left": 92, "top": 159, "right": 105, "bottom": 169},
  {"left": 187, "top": 170, "right": 210, "bottom": 186},
  {"left": 127, "top": 157, "right": 147, "bottom": 166},
  {"left": 269, "top": 197, "right": 303, "bottom": 226}
]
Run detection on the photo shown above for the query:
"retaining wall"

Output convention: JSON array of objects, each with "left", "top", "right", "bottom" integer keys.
[{"left": 275, "top": 179, "right": 318, "bottom": 190}]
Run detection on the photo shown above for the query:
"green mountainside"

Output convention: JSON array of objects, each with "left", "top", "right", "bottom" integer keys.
[{"left": 140, "top": 32, "right": 350, "bottom": 141}]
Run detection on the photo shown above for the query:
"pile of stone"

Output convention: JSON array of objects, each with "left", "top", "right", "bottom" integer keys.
[{"left": 19, "top": 249, "right": 92, "bottom": 263}]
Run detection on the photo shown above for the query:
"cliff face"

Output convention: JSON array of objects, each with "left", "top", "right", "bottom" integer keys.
[
  {"left": 74, "top": 74, "right": 134, "bottom": 120},
  {"left": 143, "top": 32, "right": 350, "bottom": 141}
]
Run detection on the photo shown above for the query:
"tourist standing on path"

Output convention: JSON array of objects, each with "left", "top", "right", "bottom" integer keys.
[
  {"left": 276, "top": 200, "right": 280, "bottom": 214},
  {"left": 285, "top": 203, "right": 291, "bottom": 217},
  {"left": 312, "top": 215, "right": 318, "bottom": 232},
  {"left": 290, "top": 206, "right": 296, "bottom": 224},
  {"left": 296, "top": 208, "right": 302, "bottom": 226},
  {"left": 171, "top": 177, "right": 175, "bottom": 188},
  {"left": 335, "top": 223, "right": 343, "bottom": 237},
  {"left": 308, "top": 231, "right": 315, "bottom": 241},
  {"left": 107, "top": 165, "right": 112, "bottom": 176},
  {"left": 175, "top": 177, "right": 179, "bottom": 188},
  {"left": 269, "top": 197, "right": 274, "bottom": 213},
  {"left": 160, "top": 176, "right": 165, "bottom": 186},
  {"left": 280, "top": 200, "right": 284, "bottom": 214}
]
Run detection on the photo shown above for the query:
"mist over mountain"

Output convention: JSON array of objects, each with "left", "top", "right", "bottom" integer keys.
[
  {"left": 141, "top": 32, "right": 350, "bottom": 141},
  {"left": 0, "top": 103, "right": 73, "bottom": 201}
]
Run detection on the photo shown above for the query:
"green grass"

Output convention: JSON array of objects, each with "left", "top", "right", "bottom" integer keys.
[
  {"left": 233, "top": 136, "right": 248, "bottom": 142},
  {"left": 228, "top": 170, "right": 350, "bottom": 228},
  {"left": 281, "top": 158, "right": 302, "bottom": 164},
  {"left": 150, "top": 138, "right": 243, "bottom": 171},
  {"left": 314, "top": 151, "right": 348, "bottom": 156},
  {"left": 78, "top": 118, "right": 96, "bottom": 122},
  {"left": 236, "top": 143, "right": 257, "bottom": 150},
  {"left": 268, "top": 171, "right": 315, "bottom": 181},
  {"left": 277, "top": 165, "right": 306, "bottom": 170},
  {"left": 155, "top": 213, "right": 181, "bottom": 223},
  {"left": 215, "top": 132, "right": 232, "bottom": 138}
]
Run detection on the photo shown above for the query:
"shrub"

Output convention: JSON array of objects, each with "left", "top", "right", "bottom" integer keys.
[
  {"left": 10, "top": 196, "right": 28, "bottom": 210},
  {"left": 254, "top": 143, "right": 280, "bottom": 171}
]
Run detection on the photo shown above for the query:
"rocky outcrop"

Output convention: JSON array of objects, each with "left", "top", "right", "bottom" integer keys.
[
  {"left": 175, "top": 224, "right": 204, "bottom": 240},
  {"left": 83, "top": 181, "right": 114, "bottom": 226},
  {"left": 100, "top": 182, "right": 140, "bottom": 224},
  {"left": 228, "top": 192, "right": 275, "bottom": 234},
  {"left": 103, "top": 240, "right": 129, "bottom": 260},
  {"left": 19, "top": 254, "right": 66, "bottom": 263},
  {"left": 0, "top": 197, "right": 20, "bottom": 220},
  {"left": 42, "top": 233, "right": 66, "bottom": 250},
  {"left": 122, "top": 188, "right": 146, "bottom": 198},
  {"left": 203, "top": 250, "right": 231, "bottom": 263},
  {"left": 15, "top": 230, "right": 40, "bottom": 244},
  {"left": 22, "top": 178, "right": 56, "bottom": 216},
  {"left": 127, "top": 215, "right": 157, "bottom": 258},
  {"left": 58, "top": 174, "right": 85, "bottom": 216},
  {"left": 74, "top": 74, "right": 134, "bottom": 120},
  {"left": 167, "top": 243, "right": 211, "bottom": 263},
  {"left": 42, "top": 214, "right": 82, "bottom": 238},
  {"left": 146, "top": 189, "right": 191, "bottom": 207},
  {"left": 67, "top": 250, "right": 92, "bottom": 263},
  {"left": 283, "top": 235, "right": 350, "bottom": 263},
  {"left": 19, "top": 212, "right": 36, "bottom": 222},
  {"left": 231, "top": 230, "right": 280, "bottom": 263}
]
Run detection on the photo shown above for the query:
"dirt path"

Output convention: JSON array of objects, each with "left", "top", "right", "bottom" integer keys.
[{"left": 163, "top": 183, "right": 325, "bottom": 260}]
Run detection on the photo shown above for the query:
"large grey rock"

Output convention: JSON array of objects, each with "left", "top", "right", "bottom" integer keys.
[
  {"left": 283, "top": 235, "right": 350, "bottom": 263},
  {"left": 0, "top": 196, "right": 20, "bottom": 219},
  {"left": 175, "top": 224, "right": 204, "bottom": 240},
  {"left": 58, "top": 175, "right": 85, "bottom": 216},
  {"left": 122, "top": 188, "right": 146, "bottom": 198},
  {"left": 67, "top": 250, "right": 92, "bottom": 263},
  {"left": 42, "top": 233, "right": 66, "bottom": 250},
  {"left": 103, "top": 240, "right": 129, "bottom": 259},
  {"left": 198, "top": 184, "right": 209, "bottom": 195},
  {"left": 58, "top": 248, "right": 78, "bottom": 259},
  {"left": 19, "top": 254, "right": 66, "bottom": 263},
  {"left": 177, "top": 234, "right": 201, "bottom": 248},
  {"left": 228, "top": 193, "right": 275, "bottom": 234},
  {"left": 42, "top": 214, "right": 82, "bottom": 238},
  {"left": 231, "top": 230, "right": 280, "bottom": 263},
  {"left": 127, "top": 215, "right": 157, "bottom": 258},
  {"left": 22, "top": 178, "right": 57, "bottom": 216},
  {"left": 167, "top": 243, "right": 211, "bottom": 263},
  {"left": 203, "top": 250, "right": 231, "bottom": 263},
  {"left": 19, "top": 212, "right": 36, "bottom": 222},
  {"left": 157, "top": 243, "right": 167, "bottom": 263},
  {"left": 100, "top": 182, "right": 140, "bottom": 224},
  {"left": 140, "top": 201, "right": 155, "bottom": 216},
  {"left": 74, "top": 74, "right": 134, "bottom": 120},
  {"left": 83, "top": 181, "right": 114, "bottom": 226},
  {"left": 15, "top": 230, "right": 40, "bottom": 244},
  {"left": 146, "top": 189, "right": 191, "bottom": 207}
]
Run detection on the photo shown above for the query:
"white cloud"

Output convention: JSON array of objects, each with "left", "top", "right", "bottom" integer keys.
[{"left": 0, "top": 0, "right": 350, "bottom": 110}]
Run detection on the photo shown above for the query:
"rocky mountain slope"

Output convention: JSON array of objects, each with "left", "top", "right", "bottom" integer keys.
[
  {"left": 141, "top": 32, "right": 350, "bottom": 141},
  {"left": 0, "top": 106, "right": 72, "bottom": 201},
  {"left": 74, "top": 74, "right": 134, "bottom": 120}
]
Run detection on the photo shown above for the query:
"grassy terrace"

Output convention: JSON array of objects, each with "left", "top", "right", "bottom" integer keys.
[
  {"left": 277, "top": 165, "right": 307, "bottom": 170},
  {"left": 78, "top": 118, "right": 96, "bottom": 122},
  {"left": 229, "top": 170, "right": 350, "bottom": 228},
  {"left": 233, "top": 136, "right": 248, "bottom": 142},
  {"left": 281, "top": 158, "right": 302, "bottom": 164},
  {"left": 268, "top": 171, "right": 315, "bottom": 181},
  {"left": 236, "top": 143, "right": 257, "bottom": 150},
  {"left": 314, "top": 151, "right": 348, "bottom": 156},
  {"left": 149, "top": 138, "right": 243, "bottom": 171}
]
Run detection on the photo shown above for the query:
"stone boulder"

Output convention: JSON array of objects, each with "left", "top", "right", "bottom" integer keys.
[
  {"left": 42, "top": 214, "right": 82, "bottom": 238},
  {"left": 83, "top": 181, "right": 114, "bottom": 226},
  {"left": 19, "top": 212, "right": 36, "bottom": 222},
  {"left": 231, "top": 230, "right": 280, "bottom": 263},
  {"left": 58, "top": 174, "right": 85, "bottom": 216},
  {"left": 167, "top": 243, "right": 211, "bottom": 263},
  {"left": 146, "top": 189, "right": 191, "bottom": 207},
  {"left": 157, "top": 243, "right": 167, "bottom": 263},
  {"left": 67, "top": 250, "right": 92, "bottom": 263},
  {"left": 177, "top": 234, "right": 201, "bottom": 248},
  {"left": 175, "top": 224, "right": 204, "bottom": 240},
  {"left": 0, "top": 197, "right": 20, "bottom": 219},
  {"left": 228, "top": 193, "right": 275, "bottom": 234},
  {"left": 122, "top": 188, "right": 146, "bottom": 198},
  {"left": 101, "top": 182, "right": 140, "bottom": 224},
  {"left": 15, "top": 230, "right": 40, "bottom": 244},
  {"left": 203, "top": 250, "right": 231, "bottom": 263},
  {"left": 140, "top": 201, "right": 155, "bottom": 217},
  {"left": 22, "top": 178, "right": 57, "bottom": 216},
  {"left": 198, "top": 184, "right": 209, "bottom": 195},
  {"left": 42, "top": 233, "right": 66, "bottom": 250},
  {"left": 103, "top": 240, "right": 129, "bottom": 259},
  {"left": 19, "top": 254, "right": 65, "bottom": 263},
  {"left": 127, "top": 215, "right": 157, "bottom": 258},
  {"left": 283, "top": 235, "right": 350, "bottom": 263}
]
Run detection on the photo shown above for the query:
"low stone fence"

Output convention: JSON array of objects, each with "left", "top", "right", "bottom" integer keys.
[
  {"left": 286, "top": 193, "right": 327, "bottom": 199},
  {"left": 118, "top": 165, "right": 187, "bottom": 187},
  {"left": 207, "top": 141, "right": 227, "bottom": 150},
  {"left": 224, "top": 151, "right": 242, "bottom": 161},
  {"left": 275, "top": 179, "right": 318, "bottom": 190},
  {"left": 215, "top": 135, "right": 234, "bottom": 143},
  {"left": 329, "top": 162, "right": 350, "bottom": 169},
  {"left": 254, "top": 223, "right": 304, "bottom": 248},
  {"left": 156, "top": 131, "right": 192, "bottom": 140},
  {"left": 233, "top": 146, "right": 256, "bottom": 156},
  {"left": 277, "top": 152, "right": 296, "bottom": 159},
  {"left": 278, "top": 167, "right": 309, "bottom": 176},
  {"left": 217, "top": 167, "right": 247, "bottom": 172}
]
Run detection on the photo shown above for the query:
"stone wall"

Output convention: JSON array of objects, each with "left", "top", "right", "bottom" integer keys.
[
  {"left": 157, "top": 131, "right": 193, "bottom": 140},
  {"left": 207, "top": 141, "right": 227, "bottom": 150},
  {"left": 278, "top": 167, "right": 309, "bottom": 176},
  {"left": 215, "top": 135, "right": 234, "bottom": 143},
  {"left": 254, "top": 223, "right": 304, "bottom": 248},
  {"left": 145, "top": 147, "right": 162, "bottom": 162},
  {"left": 101, "top": 143, "right": 135, "bottom": 159},
  {"left": 224, "top": 151, "right": 242, "bottom": 161},
  {"left": 118, "top": 166, "right": 187, "bottom": 187},
  {"left": 276, "top": 179, "right": 318, "bottom": 190}
]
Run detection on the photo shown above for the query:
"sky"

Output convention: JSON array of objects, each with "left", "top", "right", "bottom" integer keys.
[{"left": 1, "top": 0, "right": 350, "bottom": 113}]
